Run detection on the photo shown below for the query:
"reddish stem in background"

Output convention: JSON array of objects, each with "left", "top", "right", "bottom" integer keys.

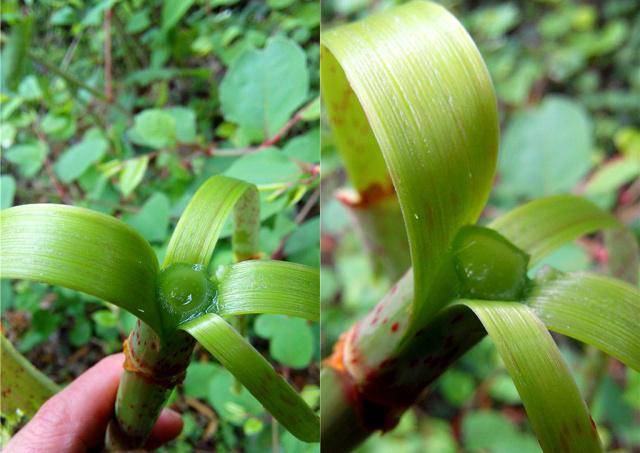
[{"left": 103, "top": 8, "right": 113, "bottom": 103}]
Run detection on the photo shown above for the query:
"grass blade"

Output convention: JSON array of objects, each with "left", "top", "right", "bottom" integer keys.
[
  {"left": 527, "top": 270, "right": 640, "bottom": 370},
  {"left": 460, "top": 301, "right": 602, "bottom": 453},
  {"left": 181, "top": 314, "right": 319, "bottom": 442},
  {"left": 163, "top": 175, "right": 259, "bottom": 268},
  {"left": 1, "top": 334, "right": 59, "bottom": 419},
  {"left": 321, "top": 1, "right": 499, "bottom": 332},
  {"left": 217, "top": 260, "right": 319, "bottom": 321},
  {"left": 0, "top": 204, "right": 161, "bottom": 331},
  {"left": 489, "top": 195, "right": 638, "bottom": 283}
]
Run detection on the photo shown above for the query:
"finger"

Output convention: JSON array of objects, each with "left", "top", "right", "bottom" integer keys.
[
  {"left": 6, "top": 353, "right": 125, "bottom": 453},
  {"left": 144, "top": 408, "right": 184, "bottom": 450}
]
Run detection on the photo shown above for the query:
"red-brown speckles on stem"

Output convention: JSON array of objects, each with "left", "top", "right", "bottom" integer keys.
[{"left": 391, "top": 322, "right": 399, "bottom": 332}]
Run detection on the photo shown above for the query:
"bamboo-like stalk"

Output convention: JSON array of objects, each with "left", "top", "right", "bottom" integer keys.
[
  {"left": 106, "top": 321, "right": 195, "bottom": 449},
  {"left": 336, "top": 188, "right": 410, "bottom": 280}
]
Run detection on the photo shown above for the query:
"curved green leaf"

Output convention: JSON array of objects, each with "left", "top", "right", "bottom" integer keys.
[
  {"left": 460, "top": 301, "right": 602, "bottom": 453},
  {"left": 321, "top": 0, "right": 499, "bottom": 332},
  {"left": 526, "top": 270, "right": 640, "bottom": 371},
  {"left": 1, "top": 334, "right": 58, "bottom": 418},
  {"left": 489, "top": 195, "right": 638, "bottom": 283},
  {"left": 181, "top": 314, "right": 319, "bottom": 442},
  {"left": 0, "top": 204, "right": 161, "bottom": 331},
  {"left": 216, "top": 260, "right": 319, "bottom": 321},
  {"left": 163, "top": 175, "right": 259, "bottom": 268}
]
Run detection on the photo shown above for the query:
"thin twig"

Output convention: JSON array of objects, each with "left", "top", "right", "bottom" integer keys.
[
  {"left": 61, "top": 30, "right": 83, "bottom": 70},
  {"left": 28, "top": 50, "right": 129, "bottom": 116},
  {"left": 103, "top": 8, "right": 113, "bottom": 102},
  {"left": 212, "top": 99, "right": 316, "bottom": 157},
  {"left": 295, "top": 186, "right": 320, "bottom": 224}
]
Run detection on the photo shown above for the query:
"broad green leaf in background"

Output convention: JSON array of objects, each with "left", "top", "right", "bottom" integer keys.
[
  {"left": 0, "top": 175, "right": 16, "bottom": 209},
  {"left": 584, "top": 157, "right": 640, "bottom": 196},
  {"left": 225, "top": 148, "right": 301, "bottom": 186},
  {"left": 283, "top": 128, "right": 320, "bottom": 163},
  {"left": 1, "top": 16, "right": 33, "bottom": 92},
  {"left": 255, "top": 314, "right": 314, "bottom": 369},
  {"left": 1, "top": 334, "right": 59, "bottom": 418},
  {"left": 462, "top": 410, "right": 540, "bottom": 453},
  {"left": 220, "top": 37, "right": 309, "bottom": 141},
  {"left": 498, "top": 96, "right": 594, "bottom": 199},
  {"left": 119, "top": 156, "right": 149, "bottom": 198},
  {"left": 128, "top": 109, "right": 177, "bottom": 150},
  {"left": 6, "top": 141, "right": 48, "bottom": 178},
  {"left": 124, "top": 192, "right": 171, "bottom": 243},
  {"left": 166, "top": 107, "right": 197, "bottom": 144},
  {"left": 54, "top": 130, "right": 108, "bottom": 183},
  {"left": 162, "top": 0, "right": 196, "bottom": 31},
  {"left": 0, "top": 204, "right": 161, "bottom": 331},
  {"left": 182, "top": 314, "right": 320, "bottom": 442}
]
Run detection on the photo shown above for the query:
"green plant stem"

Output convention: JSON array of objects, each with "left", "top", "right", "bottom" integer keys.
[
  {"left": 337, "top": 189, "right": 410, "bottom": 280},
  {"left": 27, "top": 50, "right": 129, "bottom": 115},
  {"left": 105, "top": 321, "right": 195, "bottom": 449}
]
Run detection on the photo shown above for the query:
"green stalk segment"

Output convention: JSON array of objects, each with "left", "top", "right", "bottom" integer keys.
[
  {"left": 182, "top": 314, "right": 320, "bottom": 442},
  {"left": 322, "top": 0, "right": 500, "bottom": 333},
  {"left": 337, "top": 189, "right": 410, "bottom": 280},
  {"left": 109, "top": 175, "right": 263, "bottom": 447}
]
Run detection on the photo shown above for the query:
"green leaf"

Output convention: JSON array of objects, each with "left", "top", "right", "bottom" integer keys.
[
  {"left": 6, "top": 141, "right": 48, "bottom": 178},
  {"left": 217, "top": 260, "right": 319, "bottom": 321},
  {"left": 166, "top": 107, "right": 197, "bottom": 144},
  {"left": 164, "top": 175, "right": 259, "bottom": 267},
  {"left": 526, "top": 270, "right": 640, "bottom": 371},
  {"left": 124, "top": 193, "right": 171, "bottom": 243},
  {"left": 162, "top": 0, "right": 196, "bottom": 31},
  {"left": 119, "top": 156, "right": 149, "bottom": 198},
  {"left": 1, "top": 16, "right": 33, "bottom": 92},
  {"left": 225, "top": 148, "right": 301, "bottom": 186},
  {"left": 498, "top": 96, "right": 594, "bottom": 198},
  {"left": 255, "top": 314, "right": 314, "bottom": 369},
  {"left": 54, "top": 130, "right": 108, "bottom": 183},
  {"left": 489, "top": 195, "right": 638, "bottom": 283},
  {"left": 283, "top": 127, "right": 320, "bottom": 163},
  {"left": 584, "top": 157, "right": 640, "bottom": 196},
  {"left": 321, "top": 1, "right": 499, "bottom": 333},
  {"left": 462, "top": 410, "right": 539, "bottom": 453},
  {"left": 0, "top": 204, "right": 161, "bottom": 332},
  {"left": 1, "top": 334, "right": 58, "bottom": 418},
  {"left": 490, "top": 195, "right": 618, "bottom": 266},
  {"left": 460, "top": 301, "right": 602, "bottom": 453},
  {"left": 183, "top": 361, "right": 218, "bottom": 399},
  {"left": 0, "top": 175, "right": 16, "bottom": 209},
  {"left": 128, "top": 109, "right": 177, "bottom": 150},
  {"left": 220, "top": 37, "right": 309, "bottom": 141},
  {"left": 181, "top": 313, "right": 319, "bottom": 442}
]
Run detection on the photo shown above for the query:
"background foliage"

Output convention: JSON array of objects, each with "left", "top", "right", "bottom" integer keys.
[
  {"left": 0, "top": 0, "right": 320, "bottom": 451},
  {"left": 320, "top": 0, "right": 640, "bottom": 451}
]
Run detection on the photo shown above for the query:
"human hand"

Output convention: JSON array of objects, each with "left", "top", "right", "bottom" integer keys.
[{"left": 6, "top": 353, "right": 183, "bottom": 452}]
